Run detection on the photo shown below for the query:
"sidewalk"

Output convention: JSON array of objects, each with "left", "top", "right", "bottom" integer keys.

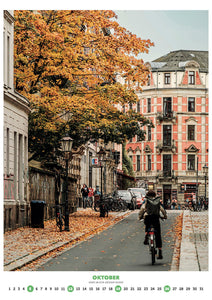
[
  {"left": 179, "top": 210, "right": 208, "bottom": 271},
  {"left": 4, "top": 208, "right": 130, "bottom": 271}
]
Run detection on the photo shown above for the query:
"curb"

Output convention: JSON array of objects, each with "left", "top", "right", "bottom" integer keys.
[
  {"left": 4, "top": 210, "right": 131, "bottom": 271},
  {"left": 178, "top": 210, "right": 199, "bottom": 271}
]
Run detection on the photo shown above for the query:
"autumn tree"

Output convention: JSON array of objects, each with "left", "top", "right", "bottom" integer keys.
[{"left": 14, "top": 10, "right": 154, "bottom": 162}]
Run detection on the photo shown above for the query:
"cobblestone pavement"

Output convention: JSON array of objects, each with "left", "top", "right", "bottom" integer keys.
[
  {"left": 179, "top": 210, "right": 208, "bottom": 271},
  {"left": 4, "top": 208, "right": 208, "bottom": 271}
]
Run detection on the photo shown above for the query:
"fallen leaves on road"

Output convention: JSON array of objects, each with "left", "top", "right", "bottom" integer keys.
[
  {"left": 171, "top": 213, "right": 183, "bottom": 270},
  {"left": 4, "top": 209, "right": 130, "bottom": 271}
]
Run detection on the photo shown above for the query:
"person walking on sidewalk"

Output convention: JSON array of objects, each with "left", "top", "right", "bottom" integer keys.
[
  {"left": 81, "top": 184, "right": 89, "bottom": 208},
  {"left": 138, "top": 190, "right": 167, "bottom": 259}
]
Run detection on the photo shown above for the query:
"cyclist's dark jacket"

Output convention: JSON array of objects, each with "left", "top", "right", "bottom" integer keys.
[
  {"left": 138, "top": 196, "right": 167, "bottom": 248},
  {"left": 138, "top": 196, "right": 167, "bottom": 220}
]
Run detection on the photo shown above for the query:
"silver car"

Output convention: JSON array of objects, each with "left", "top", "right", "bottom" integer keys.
[{"left": 116, "top": 190, "right": 136, "bottom": 210}]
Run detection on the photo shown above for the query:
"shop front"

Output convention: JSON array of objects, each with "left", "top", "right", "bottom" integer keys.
[
  {"left": 156, "top": 185, "right": 178, "bottom": 209},
  {"left": 183, "top": 183, "right": 198, "bottom": 202}
]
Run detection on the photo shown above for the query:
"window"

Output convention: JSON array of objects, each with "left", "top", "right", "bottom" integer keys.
[
  {"left": 163, "top": 97, "right": 172, "bottom": 117},
  {"left": 129, "top": 155, "right": 133, "bottom": 161},
  {"left": 147, "top": 74, "right": 150, "bottom": 86},
  {"left": 147, "top": 155, "right": 151, "bottom": 171},
  {"left": 188, "top": 71, "right": 195, "bottom": 85},
  {"left": 137, "top": 100, "right": 140, "bottom": 113},
  {"left": 147, "top": 126, "right": 151, "bottom": 141},
  {"left": 188, "top": 155, "right": 195, "bottom": 170},
  {"left": 188, "top": 125, "right": 195, "bottom": 140},
  {"left": 188, "top": 97, "right": 195, "bottom": 112},
  {"left": 147, "top": 98, "right": 151, "bottom": 113},
  {"left": 129, "top": 102, "right": 132, "bottom": 110},
  {"left": 163, "top": 125, "right": 172, "bottom": 146},
  {"left": 7, "top": 35, "right": 10, "bottom": 86},
  {"left": 137, "top": 155, "right": 140, "bottom": 171},
  {"left": 18, "top": 134, "right": 23, "bottom": 200},
  {"left": 164, "top": 73, "right": 171, "bottom": 84},
  {"left": 6, "top": 128, "right": 9, "bottom": 175},
  {"left": 163, "top": 154, "right": 171, "bottom": 177},
  {"left": 14, "top": 132, "right": 17, "bottom": 200}
]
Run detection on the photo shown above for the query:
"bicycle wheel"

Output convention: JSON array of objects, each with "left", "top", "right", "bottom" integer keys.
[
  {"left": 94, "top": 201, "right": 100, "bottom": 212},
  {"left": 151, "top": 247, "right": 156, "bottom": 265},
  {"left": 56, "top": 216, "right": 63, "bottom": 232}
]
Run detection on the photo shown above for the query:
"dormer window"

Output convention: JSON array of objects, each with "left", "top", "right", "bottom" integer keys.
[
  {"left": 164, "top": 73, "right": 171, "bottom": 84},
  {"left": 188, "top": 71, "right": 195, "bottom": 85}
]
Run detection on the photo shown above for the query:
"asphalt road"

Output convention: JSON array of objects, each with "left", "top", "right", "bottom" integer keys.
[{"left": 37, "top": 210, "right": 180, "bottom": 271}]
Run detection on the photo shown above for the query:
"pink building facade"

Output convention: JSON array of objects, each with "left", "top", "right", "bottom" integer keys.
[{"left": 126, "top": 50, "right": 208, "bottom": 207}]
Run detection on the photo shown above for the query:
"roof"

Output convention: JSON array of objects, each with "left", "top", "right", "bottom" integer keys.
[{"left": 149, "top": 50, "right": 208, "bottom": 72}]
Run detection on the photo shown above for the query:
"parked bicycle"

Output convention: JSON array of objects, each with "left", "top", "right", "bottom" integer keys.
[
  {"left": 94, "top": 193, "right": 128, "bottom": 212},
  {"left": 54, "top": 204, "right": 65, "bottom": 232}
]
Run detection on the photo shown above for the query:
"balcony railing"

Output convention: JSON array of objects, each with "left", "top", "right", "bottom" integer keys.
[
  {"left": 156, "top": 139, "right": 177, "bottom": 154},
  {"left": 156, "top": 170, "right": 177, "bottom": 182},
  {"left": 156, "top": 111, "right": 177, "bottom": 123},
  {"left": 157, "top": 170, "right": 172, "bottom": 177}
]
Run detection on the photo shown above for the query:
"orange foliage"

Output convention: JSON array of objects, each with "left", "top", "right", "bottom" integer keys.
[
  {"left": 14, "top": 10, "right": 153, "bottom": 125},
  {"left": 14, "top": 10, "right": 154, "bottom": 160}
]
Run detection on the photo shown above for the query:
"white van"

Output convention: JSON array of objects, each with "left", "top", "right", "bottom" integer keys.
[{"left": 128, "top": 187, "right": 146, "bottom": 196}]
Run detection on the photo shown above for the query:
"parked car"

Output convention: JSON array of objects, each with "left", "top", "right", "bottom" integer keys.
[
  {"left": 128, "top": 188, "right": 146, "bottom": 209},
  {"left": 116, "top": 190, "right": 136, "bottom": 210}
]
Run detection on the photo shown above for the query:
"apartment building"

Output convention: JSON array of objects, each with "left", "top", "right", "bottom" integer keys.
[{"left": 126, "top": 50, "right": 208, "bottom": 207}]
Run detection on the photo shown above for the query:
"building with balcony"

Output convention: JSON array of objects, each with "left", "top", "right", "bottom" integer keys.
[{"left": 126, "top": 50, "right": 208, "bottom": 208}]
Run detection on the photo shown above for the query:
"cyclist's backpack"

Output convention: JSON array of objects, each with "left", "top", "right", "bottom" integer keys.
[{"left": 145, "top": 196, "right": 161, "bottom": 215}]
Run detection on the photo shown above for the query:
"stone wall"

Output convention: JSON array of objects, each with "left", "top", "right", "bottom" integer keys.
[{"left": 29, "top": 167, "right": 78, "bottom": 222}]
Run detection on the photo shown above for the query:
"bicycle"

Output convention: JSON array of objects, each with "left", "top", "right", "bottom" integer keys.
[
  {"left": 143, "top": 217, "right": 165, "bottom": 265},
  {"left": 148, "top": 225, "right": 157, "bottom": 265},
  {"left": 55, "top": 204, "right": 65, "bottom": 232},
  {"left": 94, "top": 194, "right": 113, "bottom": 212}
]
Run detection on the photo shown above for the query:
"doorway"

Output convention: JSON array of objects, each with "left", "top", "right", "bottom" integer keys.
[{"left": 163, "top": 184, "right": 172, "bottom": 209}]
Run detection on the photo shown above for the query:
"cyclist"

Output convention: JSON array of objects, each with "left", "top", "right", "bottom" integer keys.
[{"left": 138, "top": 190, "right": 167, "bottom": 259}]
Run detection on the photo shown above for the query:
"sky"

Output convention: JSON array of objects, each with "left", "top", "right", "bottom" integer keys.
[
  {"left": 115, "top": 10, "right": 208, "bottom": 62},
  {"left": 1, "top": 4, "right": 209, "bottom": 64}
]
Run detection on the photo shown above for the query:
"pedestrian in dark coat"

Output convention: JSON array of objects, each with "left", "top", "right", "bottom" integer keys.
[{"left": 81, "top": 184, "right": 89, "bottom": 208}]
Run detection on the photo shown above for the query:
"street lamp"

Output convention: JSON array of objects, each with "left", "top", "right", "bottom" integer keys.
[
  {"left": 203, "top": 164, "right": 208, "bottom": 202},
  {"left": 61, "top": 135, "right": 73, "bottom": 153},
  {"left": 97, "top": 146, "right": 106, "bottom": 200},
  {"left": 60, "top": 134, "right": 73, "bottom": 231},
  {"left": 113, "top": 150, "right": 120, "bottom": 189}
]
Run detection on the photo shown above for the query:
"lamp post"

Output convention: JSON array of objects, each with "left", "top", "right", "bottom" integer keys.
[
  {"left": 203, "top": 164, "right": 208, "bottom": 202},
  {"left": 60, "top": 134, "right": 73, "bottom": 231},
  {"left": 97, "top": 146, "right": 106, "bottom": 200},
  {"left": 113, "top": 150, "right": 120, "bottom": 190}
]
